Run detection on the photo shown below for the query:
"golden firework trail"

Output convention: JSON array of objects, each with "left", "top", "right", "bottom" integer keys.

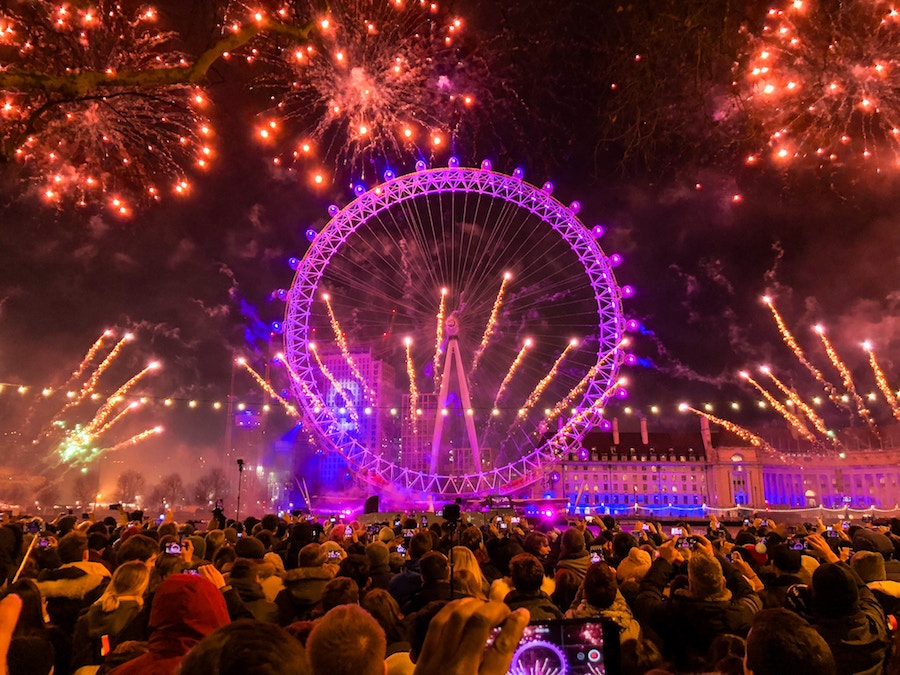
[
  {"left": 63, "top": 332, "right": 134, "bottom": 412},
  {"left": 682, "top": 405, "right": 774, "bottom": 452},
  {"left": 510, "top": 339, "right": 578, "bottom": 433},
  {"left": 64, "top": 330, "right": 113, "bottom": 388},
  {"left": 492, "top": 338, "right": 532, "bottom": 409},
  {"left": 309, "top": 344, "right": 359, "bottom": 424},
  {"left": 741, "top": 371, "right": 818, "bottom": 443},
  {"left": 274, "top": 352, "right": 325, "bottom": 410},
  {"left": 323, "top": 294, "right": 374, "bottom": 402},
  {"left": 815, "top": 325, "right": 878, "bottom": 435},
  {"left": 103, "top": 426, "right": 163, "bottom": 455},
  {"left": 864, "top": 342, "right": 900, "bottom": 422},
  {"left": 762, "top": 297, "right": 843, "bottom": 406},
  {"left": 405, "top": 337, "right": 418, "bottom": 432},
  {"left": 237, "top": 358, "right": 299, "bottom": 418},
  {"left": 433, "top": 288, "right": 448, "bottom": 388},
  {"left": 93, "top": 401, "right": 140, "bottom": 437},
  {"left": 86, "top": 362, "right": 159, "bottom": 433},
  {"left": 470, "top": 273, "right": 511, "bottom": 378},
  {"left": 759, "top": 365, "right": 830, "bottom": 438},
  {"left": 548, "top": 378, "right": 624, "bottom": 442},
  {"left": 545, "top": 340, "right": 625, "bottom": 425}
]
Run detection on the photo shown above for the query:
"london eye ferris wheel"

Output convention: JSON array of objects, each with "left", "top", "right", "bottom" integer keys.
[{"left": 283, "top": 159, "right": 632, "bottom": 499}]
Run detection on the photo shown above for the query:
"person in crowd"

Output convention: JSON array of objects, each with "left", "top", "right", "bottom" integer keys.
[
  {"left": 387, "top": 532, "right": 433, "bottom": 608},
  {"left": 634, "top": 536, "right": 762, "bottom": 671},
  {"left": 367, "top": 541, "right": 393, "bottom": 590},
  {"left": 337, "top": 554, "right": 372, "bottom": 601},
  {"left": 744, "top": 607, "right": 836, "bottom": 675},
  {"left": 109, "top": 573, "right": 230, "bottom": 674},
  {"left": 1, "top": 579, "right": 65, "bottom": 675},
  {"left": 317, "top": 577, "right": 360, "bottom": 617},
  {"left": 362, "top": 589, "right": 413, "bottom": 675},
  {"left": 276, "top": 543, "right": 336, "bottom": 625},
  {"left": 852, "top": 549, "right": 900, "bottom": 617},
  {"left": 227, "top": 558, "right": 279, "bottom": 623},
  {"left": 179, "top": 619, "right": 309, "bottom": 675},
  {"left": 555, "top": 528, "right": 591, "bottom": 582},
  {"left": 502, "top": 553, "right": 563, "bottom": 620},
  {"left": 566, "top": 561, "right": 641, "bottom": 642},
  {"left": 450, "top": 545, "right": 490, "bottom": 599},
  {"left": 306, "top": 604, "right": 386, "bottom": 675},
  {"left": 550, "top": 567, "right": 581, "bottom": 614},
  {"left": 757, "top": 544, "right": 806, "bottom": 608},
  {"left": 71, "top": 560, "right": 150, "bottom": 670},
  {"left": 402, "top": 551, "right": 452, "bottom": 614},
  {"left": 37, "top": 531, "right": 112, "bottom": 637}
]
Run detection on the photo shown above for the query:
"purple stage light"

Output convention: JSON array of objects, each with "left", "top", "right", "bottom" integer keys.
[
  {"left": 275, "top": 289, "right": 288, "bottom": 301},
  {"left": 513, "top": 167, "right": 524, "bottom": 180},
  {"left": 615, "top": 388, "right": 628, "bottom": 399},
  {"left": 621, "top": 285, "right": 634, "bottom": 298},
  {"left": 599, "top": 419, "right": 612, "bottom": 431},
  {"left": 383, "top": 169, "right": 395, "bottom": 181},
  {"left": 271, "top": 321, "right": 284, "bottom": 334},
  {"left": 625, "top": 319, "right": 639, "bottom": 331},
  {"left": 624, "top": 353, "right": 637, "bottom": 366},
  {"left": 353, "top": 184, "right": 366, "bottom": 196}
]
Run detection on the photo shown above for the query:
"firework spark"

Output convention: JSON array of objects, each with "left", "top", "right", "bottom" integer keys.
[
  {"left": 762, "top": 296, "right": 843, "bottom": 406},
  {"left": 405, "top": 336, "right": 418, "bottom": 432},
  {"left": 814, "top": 325, "right": 878, "bottom": 434},
  {"left": 0, "top": 1, "right": 215, "bottom": 213},
  {"left": 864, "top": 341, "right": 900, "bottom": 422},
  {"left": 740, "top": 370, "right": 818, "bottom": 443},
  {"left": 323, "top": 293, "right": 374, "bottom": 401},
  {"left": 433, "top": 287, "right": 447, "bottom": 389},
  {"left": 512, "top": 339, "right": 579, "bottom": 430},
  {"left": 60, "top": 332, "right": 134, "bottom": 415},
  {"left": 681, "top": 404, "right": 775, "bottom": 452},
  {"left": 545, "top": 340, "right": 625, "bottom": 425},
  {"left": 492, "top": 338, "right": 532, "bottom": 410},
  {"left": 92, "top": 401, "right": 141, "bottom": 438},
  {"left": 102, "top": 426, "right": 163, "bottom": 456},
  {"left": 64, "top": 330, "right": 113, "bottom": 388},
  {"left": 740, "top": 1, "right": 900, "bottom": 169},
  {"left": 86, "top": 361, "right": 159, "bottom": 433},
  {"left": 759, "top": 364, "right": 831, "bottom": 437},
  {"left": 309, "top": 343, "right": 359, "bottom": 423},
  {"left": 275, "top": 352, "right": 325, "bottom": 410},
  {"left": 237, "top": 357, "right": 299, "bottom": 418},
  {"left": 253, "top": 0, "right": 483, "bottom": 178},
  {"left": 470, "top": 273, "right": 510, "bottom": 379}
]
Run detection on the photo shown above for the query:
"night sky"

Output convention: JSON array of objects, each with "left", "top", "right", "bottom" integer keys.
[{"left": 1, "top": 0, "right": 899, "bottom": 496}]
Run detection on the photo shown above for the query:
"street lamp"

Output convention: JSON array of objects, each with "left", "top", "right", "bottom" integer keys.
[{"left": 236, "top": 459, "right": 245, "bottom": 523}]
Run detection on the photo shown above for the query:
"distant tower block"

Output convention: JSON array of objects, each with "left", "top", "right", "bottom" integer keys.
[{"left": 430, "top": 314, "right": 481, "bottom": 474}]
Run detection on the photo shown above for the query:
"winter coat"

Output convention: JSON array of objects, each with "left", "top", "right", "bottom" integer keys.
[
  {"left": 37, "top": 560, "right": 112, "bottom": 634},
  {"left": 566, "top": 590, "right": 642, "bottom": 643},
  {"left": 229, "top": 576, "right": 278, "bottom": 624},
  {"left": 71, "top": 599, "right": 143, "bottom": 670},
  {"left": 868, "top": 580, "right": 900, "bottom": 618},
  {"left": 275, "top": 566, "right": 335, "bottom": 625},
  {"left": 503, "top": 589, "right": 564, "bottom": 620},
  {"left": 489, "top": 575, "right": 556, "bottom": 603},
  {"left": 758, "top": 573, "right": 805, "bottom": 609},
  {"left": 387, "top": 559, "right": 424, "bottom": 608},
  {"left": 109, "top": 574, "right": 229, "bottom": 675},
  {"left": 555, "top": 551, "right": 591, "bottom": 581}
]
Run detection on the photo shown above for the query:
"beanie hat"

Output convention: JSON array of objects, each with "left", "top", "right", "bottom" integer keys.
[
  {"left": 770, "top": 545, "right": 802, "bottom": 574},
  {"left": 851, "top": 550, "right": 887, "bottom": 583},
  {"left": 223, "top": 527, "right": 238, "bottom": 545},
  {"left": 734, "top": 530, "right": 757, "bottom": 547},
  {"left": 688, "top": 552, "right": 726, "bottom": 600},
  {"left": 188, "top": 535, "right": 207, "bottom": 561},
  {"left": 798, "top": 552, "right": 819, "bottom": 585},
  {"left": 321, "top": 541, "right": 346, "bottom": 562},
  {"left": 852, "top": 529, "right": 894, "bottom": 559},
  {"left": 234, "top": 536, "right": 266, "bottom": 560},
  {"left": 366, "top": 541, "right": 390, "bottom": 568},
  {"left": 616, "top": 547, "right": 652, "bottom": 583},
  {"left": 812, "top": 562, "right": 859, "bottom": 616},
  {"left": 378, "top": 526, "right": 395, "bottom": 543},
  {"left": 264, "top": 551, "right": 285, "bottom": 575},
  {"left": 741, "top": 543, "right": 768, "bottom": 568}
]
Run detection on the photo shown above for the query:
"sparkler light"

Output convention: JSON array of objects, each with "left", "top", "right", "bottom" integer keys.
[
  {"left": 404, "top": 336, "right": 418, "bottom": 432},
  {"left": 433, "top": 287, "right": 447, "bottom": 388},
  {"left": 308, "top": 343, "right": 359, "bottom": 423},
  {"left": 740, "top": 1, "right": 900, "bottom": 168},
  {"left": 470, "top": 273, "right": 510, "bottom": 378},
  {"left": 864, "top": 341, "right": 900, "bottom": 422},
  {"left": 492, "top": 338, "right": 532, "bottom": 410},
  {"left": 762, "top": 296, "right": 843, "bottom": 406},
  {"left": 236, "top": 357, "right": 299, "bottom": 418},
  {"left": 759, "top": 364, "right": 830, "bottom": 437},
  {"left": 252, "top": 0, "right": 485, "bottom": 178},
  {"left": 681, "top": 404, "right": 775, "bottom": 452},
  {"left": 740, "top": 370, "right": 818, "bottom": 444},
  {"left": 323, "top": 293, "right": 374, "bottom": 401},
  {"left": 814, "top": 325, "right": 878, "bottom": 434}
]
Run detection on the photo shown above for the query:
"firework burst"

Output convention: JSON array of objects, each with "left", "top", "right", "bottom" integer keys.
[
  {"left": 252, "top": 0, "right": 483, "bottom": 179},
  {"left": 0, "top": 0, "right": 215, "bottom": 213},
  {"left": 740, "top": 0, "right": 900, "bottom": 169}
]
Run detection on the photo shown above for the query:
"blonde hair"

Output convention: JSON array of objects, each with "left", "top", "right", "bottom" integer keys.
[
  {"left": 99, "top": 561, "right": 150, "bottom": 612},
  {"left": 451, "top": 546, "right": 487, "bottom": 595}
]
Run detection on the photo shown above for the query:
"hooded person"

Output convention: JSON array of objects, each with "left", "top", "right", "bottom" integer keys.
[
  {"left": 109, "top": 573, "right": 230, "bottom": 675},
  {"left": 805, "top": 562, "right": 890, "bottom": 675},
  {"left": 275, "top": 542, "right": 336, "bottom": 625},
  {"left": 852, "top": 550, "right": 900, "bottom": 617},
  {"left": 554, "top": 528, "right": 591, "bottom": 582}
]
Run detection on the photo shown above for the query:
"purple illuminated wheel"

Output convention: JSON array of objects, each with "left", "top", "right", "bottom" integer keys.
[{"left": 284, "top": 161, "right": 628, "bottom": 498}]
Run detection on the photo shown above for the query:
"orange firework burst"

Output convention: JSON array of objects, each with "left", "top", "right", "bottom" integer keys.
[
  {"left": 681, "top": 404, "right": 775, "bottom": 452},
  {"left": 863, "top": 341, "right": 900, "bottom": 422},
  {"left": 814, "top": 325, "right": 878, "bottom": 434},
  {"left": 740, "top": 370, "right": 819, "bottom": 443}
]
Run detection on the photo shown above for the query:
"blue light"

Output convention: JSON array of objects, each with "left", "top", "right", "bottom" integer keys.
[
  {"left": 327, "top": 204, "right": 339, "bottom": 217},
  {"left": 270, "top": 321, "right": 284, "bottom": 334},
  {"left": 288, "top": 257, "right": 300, "bottom": 270},
  {"left": 415, "top": 160, "right": 427, "bottom": 172},
  {"left": 305, "top": 228, "right": 317, "bottom": 242}
]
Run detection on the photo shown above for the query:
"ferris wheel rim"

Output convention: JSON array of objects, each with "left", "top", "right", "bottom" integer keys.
[{"left": 284, "top": 164, "right": 626, "bottom": 497}]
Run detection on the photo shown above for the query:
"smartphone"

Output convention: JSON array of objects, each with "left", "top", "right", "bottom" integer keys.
[
  {"left": 500, "top": 522, "right": 508, "bottom": 530},
  {"left": 330, "top": 516, "right": 337, "bottom": 523},
  {"left": 826, "top": 530, "right": 839, "bottom": 538},
  {"left": 487, "top": 619, "right": 620, "bottom": 675},
  {"left": 641, "top": 524, "right": 650, "bottom": 531},
  {"left": 842, "top": 521, "right": 850, "bottom": 531},
  {"left": 421, "top": 516, "right": 428, "bottom": 528},
  {"left": 393, "top": 518, "right": 401, "bottom": 527},
  {"left": 678, "top": 537, "right": 698, "bottom": 549},
  {"left": 862, "top": 515, "right": 873, "bottom": 524},
  {"left": 791, "top": 539, "right": 811, "bottom": 552},
  {"left": 291, "top": 509, "right": 302, "bottom": 517},
  {"left": 589, "top": 545, "right": 604, "bottom": 564},
  {"left": 326, "top": 550, "right": 342, "bottom": 561},
  {"left": 402, "top": 528, "right": 416, "bottom": 539},
  {"left": 165, "top": 542, "right": 182, "bottom": 555},
  {"left": 110, "top": 503, "right": 122, "bottom": 511},
  {"left": 511, "top": 517, "right": 520, "bottom": 524},
  {"left": 670, "top": 527, "right": 683, "bottom": 537},
  {"left": 396, "top": 544, "right": 407, "bottom": 556},
  {"left": 743, "top": 519, "right": 750, "bottom": 526},
  {"left": 38, "top": 537, "right": 51, "bottom": 548},
  {"left": 27, "top": 521, "right": 41, "bottom": 534},
  {"left": 182, "top": 568, "right": 200, "bottom": 576}
]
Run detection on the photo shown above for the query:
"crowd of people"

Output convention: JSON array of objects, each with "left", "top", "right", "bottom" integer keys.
[{"left": 0, "top": 505, "right": 900, "bottom": 674}]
